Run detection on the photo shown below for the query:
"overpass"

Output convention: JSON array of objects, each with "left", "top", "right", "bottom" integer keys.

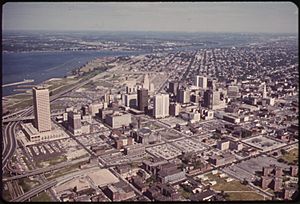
[
  {"left": 3, "top": 157, "right": 89, "bottom": 182},
  {"left": 11, "top": 180, "right": 58, "bottom": 202}
]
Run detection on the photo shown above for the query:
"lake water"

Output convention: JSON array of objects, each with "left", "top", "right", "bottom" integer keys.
[{"left": 2, "top": 50, "right": 146, "bottom": 96}]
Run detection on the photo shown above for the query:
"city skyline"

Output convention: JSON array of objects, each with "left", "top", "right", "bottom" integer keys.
[{"left": 3, "top": 2, "right": 298, "bottom": 33}]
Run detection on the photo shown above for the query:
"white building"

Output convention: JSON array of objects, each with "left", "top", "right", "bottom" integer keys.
[
  {"left": 32, "top": 86, "right": 51, "bottom": 132},
  {"left": 154, "top": 93, "right": 169, "bottom": 118},
  {"left": 123, "top": 93, "right": 137, "bottom": 108},
  {"left": 194, "top": 75, "right": 207, "bottom": 89},
  {"left": 105, "top": 111, "right": 132, "bottom": 128}
]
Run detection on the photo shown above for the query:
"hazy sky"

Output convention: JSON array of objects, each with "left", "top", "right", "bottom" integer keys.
[{"left": 3, "top": 2, "right": 298, "bottom": 33}]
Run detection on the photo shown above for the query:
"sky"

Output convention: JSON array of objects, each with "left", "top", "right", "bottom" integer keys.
[{"left": 2, "top": 2, "right": 298, "bottom": 33}]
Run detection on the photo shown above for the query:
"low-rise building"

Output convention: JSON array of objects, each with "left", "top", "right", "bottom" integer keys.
[
  {"left": 157, "top": 163, "right": 186, "bottom": 184},
  {"left": 124, "top": 144, "right": 146, "bottom": 157},
  {"left": 105, "top": 111, "right": 132, "bottom": 129},
  {"left": 102, "top": 181, "right": 135, "bottom": 201}
]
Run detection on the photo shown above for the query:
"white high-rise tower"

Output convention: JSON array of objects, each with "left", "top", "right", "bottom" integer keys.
[
  {"left": 33, "top": 86, "right": 51, "bottom": 132},
  {"left": 263, "top": 83, "right": 267, "bottom": 98},
  {"left": 154, "top": 93, "right": 169, "bottom": 119},
  {"left": 194, "top": 75, "right": 207, "bottom": 89}
]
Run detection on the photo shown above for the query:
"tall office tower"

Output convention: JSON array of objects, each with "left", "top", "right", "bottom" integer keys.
[
  {"left": 154, "top": 94, "right": 169, "bottom": 119},
  {"left": 126, "top": 81, "right": 137, "bottom": 94},
  {"left": 32, "top": 86, "right": 51, "bottom": 132},
  {"left": 262, "top": 83, "right": 267, "bottom": 98},
  {"left": 194, "top": 76, "right": 207, "bottom": 89},
  {"left": 169, "top": 102, "right": 181, "bottom": 116},
  {"left": 177, "top": 88, "right": 190, "bottom": 104},
  {"left": 168, "top": 81, "right": 179, "bottom": 95},
  {"left": 203, "top": 89, "right": 221, "bottom": 109},
  {"left": 137, "top": 88, "right": 148, "bottom": 112},
  {"left": 143, "top": 74, "right": 150, "bottom": 90},
  {"left": 207, "top": 79, "right": 216, "bottom": 90},
  {"left": 68, "top": 111, "right": 82, "bottom": 135}
]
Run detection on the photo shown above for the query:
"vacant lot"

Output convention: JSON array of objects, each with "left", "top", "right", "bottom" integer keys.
[{"left": 280, "top": 148, "right": 298, "bottom": 164}]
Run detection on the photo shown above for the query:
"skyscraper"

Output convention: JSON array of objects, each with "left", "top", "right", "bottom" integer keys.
[
  {"left": 32, "top": 86, "right": 51, "bottom": 132},
  {"left": 168, "top": 81, "right": 179, "bottom": 95},
  {"left": 204, "top": 88, "right": 227, "bottom": 110},
  {"left": 137, "top": 88, "right": 148, "bottom": 112},
  {"left": 143, "top": 74, "right": 150, "bottom": 90},
  {"left": 194, "top": 75, "right": 207, "bottom": 89},
  {"left": 203, "top": 89, "right": 221, "bottom": 109},
  {"left": 177, "top": 88, "right": 190, "bottom": 104},
  {"left": 262, "top": 83, "right": 267, "bottom": 98},
  {"left": 154, "top": 94, "right": 169, "bottom": 118}
]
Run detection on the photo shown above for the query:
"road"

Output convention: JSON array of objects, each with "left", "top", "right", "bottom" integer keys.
[
  {"left": 2, "top": 68, "right": 111, "bottom": 172},
  {"left": 3, "top": 157, "right": 89, "bottom": 182},
  {"left": 11, "top": 166, "right": 101, "bottom": 202},
  {"left": 2, "top": 122, "right": 19, "bottom": 171}
]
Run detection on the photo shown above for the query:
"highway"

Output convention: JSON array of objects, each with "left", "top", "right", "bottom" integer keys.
[
  {"left": 2, "top": 122, "right": 19, "bottom": 171},
  {"left": 11, "top": 180, "right": 58, "bottom": 202},
  {"left": 3, "top": 157, "right": 89, "bottom": 182},
  {"left": 2, "top": 68, "right": 108, "bottom": 173},
  {"left": 11, "top": 166, "right": 100, "bottom": 202}
]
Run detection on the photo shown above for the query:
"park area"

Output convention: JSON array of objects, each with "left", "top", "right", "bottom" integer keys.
[
  {"left": 279, "top": 148, "right": 298, "bottom": 165},
  {"left": 202, "top": 171, "right": 267, "bottom": 201}
]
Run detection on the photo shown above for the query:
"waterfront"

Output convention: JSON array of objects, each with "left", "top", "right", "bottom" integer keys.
[{"left": 2, "top": 50, "right": 146, "bottom": 96}]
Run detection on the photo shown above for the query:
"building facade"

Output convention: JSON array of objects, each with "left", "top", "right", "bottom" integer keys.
[
  {"left": 154, "top": 94, "right": 169, "bottom": 118},
  {"left": 33, "top": 86, "right": 51, "bottom": 132}
]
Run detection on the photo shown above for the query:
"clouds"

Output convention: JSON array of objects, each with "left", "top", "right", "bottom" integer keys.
[{"left": 3, "top": 2, "right": 298, "bottom": 33}]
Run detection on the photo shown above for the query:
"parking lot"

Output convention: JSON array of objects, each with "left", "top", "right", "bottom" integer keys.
[
  {"left": 242, "top": 135, "right": 285, "bottom": 151},
  {"left": 223, "top": 155, "right": 290, "bottom": 182},
  {"left": 76, "top": 133, "right": 107, "bottom": 147},
  {"left": 197, "top": 119, "right": 226, "bottom": 132},
  {"left": 171, "top": 138, "right": 207, "bottom": 153},
  {"left": 146, "top": 143, "right": 182, "bottom": 160},
  {"left": 157, "top": 129, "right": 184, "bottom": 141}
]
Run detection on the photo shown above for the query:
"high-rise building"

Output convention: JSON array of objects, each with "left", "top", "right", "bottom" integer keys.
[
  {"left": 153, "top": 94, "right": 169, "bottom": 118},
  {"left": 143, "top": 74, "right": 150, "bottom": 90},
  {"left": 194, "top": 76, "right": 207, "bottom": 89},
  {"left": 169, "top": 103, "right": 181, "bottom": 116},
  {"left": 68, "top": 111, "right": 82, "bottom": 135},
  {"left": 137, "top": 88, "right": 148, "bottom": 112},
  {"left": 177, "top": 88, "right": 190, "bottom": 104},
  {"left": 207, "top": 79, "right": 217, "bottom": 90},
  {"left": 168, "top": 81, "right": 179, "bottom": 95},
  {"left": 203, "top": 89, "right": 224, "bottom": 109},
  {"left": 262, "top": 83, "right": 267, "bottom": 98},
  {"left": 32, "top": 86, "right": 51, "bottom": 132},
  {"left": 142, "top": 74, "right": 154, "bottom": 93},
  {"left": 124, "top": 93, "right": 137, "bottom": 108},
  {"left": 126, "top": 81, "right": 137, "bottom": 94}
]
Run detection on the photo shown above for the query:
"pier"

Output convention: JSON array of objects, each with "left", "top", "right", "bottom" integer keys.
[{"left": 2, "top": 79, "right": 34, "bottom": 88}]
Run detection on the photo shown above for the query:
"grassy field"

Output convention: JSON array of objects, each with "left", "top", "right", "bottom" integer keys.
[
  {"left": 45, "top": 161, "right": 86, "bottom": 180},
  {"left": 36, "top": 155, "right": 67, "bottom": 168},
  {"left": 204, "top": 172, "right": 268, "bottom": 201},
  {"left": 206, "top": 173, "right": 251, "bottom": 192},
  {"left": 2, "top": 185, "right": 12, "bottom": 201},
  {"left": 30, "top": 192, "right": 52, "bottom": 202},
  {"left": 18, "top": 177, "right": 40, "bottom": 193},
  {"left": 178, "top": 187, "right": 192, "bottom": 199},
  {"left": 226, "top": 192, "right": 265, "bottom": 201},
  {"left": 281, "top": 148, "right": 298, "bottom": 164},
  {"left": 6, "top": 98, "right": 32, "bottom": 112}
]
